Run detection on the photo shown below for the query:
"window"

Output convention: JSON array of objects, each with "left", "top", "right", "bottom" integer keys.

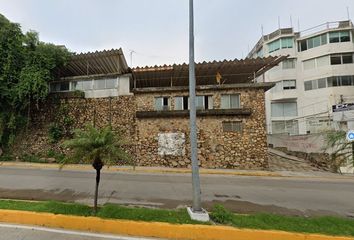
[
  {"left": 318, "top": 78, "right": 327, "bottom": 89},
  {"left": 195, "top": 96, "right": 204, "bottom": 110},
  {"left": 174, "top": 96, "right": 212, "bottom": 110},
  {"left": 155, "top": 97, "right": 170, "bottom": 111},
  {"left": 304, "top": 81, "right": 313, "bottom": 91},
  {"left": 300, "top": 40, "right": 307, "bottom": 51},
  {"left": 268, "top": 38, "right": 294, "bottom": 53},
  {"left": 281, "top": 37, "right": 293, "bottom": 48},
  {"left": 174, "top": 97, "right": 184, "bottom": 110},
  {"left": 271, "top": 102, "right": 297, "bottom": 117},
  {"left": 94, "top": 79, "right": 106, "bottom": 89},
  {"left": 341, "top": 76, "right": 353, "bottom": 86},
  {"left": 282, "top": 59, "right": 296, "bottom": 69},
  {"left": 82, "top": 80, "right": 93, "bottom": 90},
  {"left": 106, "top": 79, "right": 117, "bottom": 89},
  {"left": 327, "top": 77, "right": 338, "bottom": 87},
  {"left": 330, "top": 55, "right": 342, "bottom": 65},
  {"left": 268, "top": 39, "right": 280, "bottom": 53},
  {"left": 271, "top": 80, "right": 296, "bottom": 92},
  {"left": 256, "top": 48, "right": 263, "bottom": 58},
  {"left": 196, "top": 96, "right": 213, "bottom": 110},
  {"left": 50, "top": 82, "right": 70, "bottom": 92},
  {"left": 340, "top": 31, "right": 350, "bottom": 42},
  {"left": 221, "top": 94, "right": 240, "bottom": 109},
  {"left": 321, "top": 34, "right": 328, "bottom": 45},
  {"left": 303, "top": 59, "right": 316, "bottom": 70},
  {"left": 316, "top": 55, "right": 329, "bottom": 67},
  {"left": 272, "top": 120, "right": 299, "bottom": 135},
  {"left": 342, "top": 54, "right": 353, "bottom": 64},
  {"left": 330, "top": 53, "right": 354, "bottom": 65},
  {"left": 283, "top": 80, "right": 296, "bottom": 90},
  {"left": 72, "top": 81, "right": 82, "bottom": 90},
  {"left": 222, "top": 121, "right": 242, "bottom": 133},
  {"left": 329, "top": 32, "right": 340, "bottom": 43},
  {"left": 298, "top": 33, "right": 327, "bottom": 52},
  {"left": 329, "top": 31, "right": 350, "bottom": 43}
]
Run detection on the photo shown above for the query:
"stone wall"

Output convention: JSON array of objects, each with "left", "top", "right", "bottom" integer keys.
[
  {"left": 13, "top": 86, "right": 269, "bottom": 169},
  {"left": 13, "top": 95, "right": 136, "bottom": 160},
  {"left": 135, "top": 87, "right": 268, "bottom": 169}
]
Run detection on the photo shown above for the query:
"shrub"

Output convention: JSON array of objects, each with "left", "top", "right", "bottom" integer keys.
[
  {"left": 48, "top": 123, "right": 63, "bottom": 143},
  {"left": 0, "top": 154, "right": 14, "bottom": 162},
  {"left": 46, "top": 149, "right": 65, "bottom": 162},
  {"left": 210, "top": 204, "right": 233, "bottom": 224}
]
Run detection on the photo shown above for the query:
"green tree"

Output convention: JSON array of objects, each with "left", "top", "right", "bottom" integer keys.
[
  {"left": 63, "top": 125, "right": 130, "bottom": 213},
  {"left": 325, "top": 130, "right": 353, "bottom": 173},
  {"left": 0, "top": 13, "right": 71, "bottom": 148}
]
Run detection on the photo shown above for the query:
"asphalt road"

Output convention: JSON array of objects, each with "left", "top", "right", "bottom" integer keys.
[
  {"left": 0, "top": 223, "right": 160, "bottom": 240},
  {"left": 0, "top": 167, "right": 353, "bottom": 217}
]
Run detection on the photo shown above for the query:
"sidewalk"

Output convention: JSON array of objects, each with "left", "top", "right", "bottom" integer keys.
[{"left": 0, "top": 161, "right": 352, "bottom": 179}]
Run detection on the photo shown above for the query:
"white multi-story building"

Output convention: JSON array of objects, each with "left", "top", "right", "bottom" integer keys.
[{"left": 248, "top": 20, "right": 354, "bottom": 135}]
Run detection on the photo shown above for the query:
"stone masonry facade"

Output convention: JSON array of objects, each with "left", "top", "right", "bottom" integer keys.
[
  {"left": 15, "top": 85, "right": 269, "bottom": 169},
  {"left": 134, "top": 86, "right": 269, "bottom": 169}
]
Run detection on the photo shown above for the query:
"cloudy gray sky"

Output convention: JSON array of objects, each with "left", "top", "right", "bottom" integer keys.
[{"left": 1, "top": 0, "right": 354, "bottom": 67}]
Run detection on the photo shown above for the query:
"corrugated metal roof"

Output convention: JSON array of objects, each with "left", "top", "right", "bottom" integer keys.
[
  {"left": 56, "top": 48, "right": 129, "bottom": 79},
  {"left": 132, "top": 56, "right": 287, "bottom": 88}
]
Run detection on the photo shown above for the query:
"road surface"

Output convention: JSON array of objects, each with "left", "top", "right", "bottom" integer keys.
[
  {"left": 0, "top": 167, "right": 353, "bottom": 217},
  {"left": 0, "top": 223, "right": 161, "bottom": 240}
]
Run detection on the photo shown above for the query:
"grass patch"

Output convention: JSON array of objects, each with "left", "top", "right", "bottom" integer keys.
[
  {"left": 0, "top": 200, "right": 353, "bottom": 237},
  {"left": 210, "top": 204, "right": 354, "bottom": 237},
  {"left": 0, "top": 200, "right": 92, "bottom": 216},
  {"left": 0, "top": 200, "right": 202, "bottom": 225},
  {"left": 97, "top": 204, "right": 202, "bottom": 224}
]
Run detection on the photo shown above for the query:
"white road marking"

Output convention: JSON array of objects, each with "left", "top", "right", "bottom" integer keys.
[{"left": 0, "top": 223, "right": 160, "bottom": 240}]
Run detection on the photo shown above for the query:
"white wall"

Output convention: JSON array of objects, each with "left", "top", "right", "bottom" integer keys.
[{"left": 260, "top": 27, "right": 354, "bottom": 135}]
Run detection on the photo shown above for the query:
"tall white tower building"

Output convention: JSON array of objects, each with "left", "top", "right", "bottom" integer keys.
[{"left": 248, "top": 21, "right": 354, "bottom": 135}]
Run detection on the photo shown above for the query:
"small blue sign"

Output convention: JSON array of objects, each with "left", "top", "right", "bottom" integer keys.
[{"left": 347, "top": 130, "right": 354, "bottom": 142}]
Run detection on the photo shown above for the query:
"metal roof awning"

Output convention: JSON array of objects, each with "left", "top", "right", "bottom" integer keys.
[
  {"left": 55, "top": 48, "right": 130, "bottom": 79},
  {"left": 132, "top": 56, "right": 287, "bottom": 88}
]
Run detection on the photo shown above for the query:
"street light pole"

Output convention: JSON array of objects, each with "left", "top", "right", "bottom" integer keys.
[{"left": 188, "top": 0, "right": 202, "bottom": 212}]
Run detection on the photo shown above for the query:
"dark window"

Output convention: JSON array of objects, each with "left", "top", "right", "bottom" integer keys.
[
  {"left": 60, "top": 82, "right": 70, "bottom": 91},
  {"left": 340, "top": 31, "right": 350, "bottom": 42},
  {"left": 341, "top": 76, "right": 352, "bottom": 86},
  {"left": 183, "top": 96, "right": 188, "bottom": 110},
  {"left": 318, "top": 78, "right": 327, "bottom": 88},
  {"left": 155, "top": 97, "right": 170, "bottom": 111},
  {"left": 330, "top": 55, "right": 342, "bottom": 65},
  {"left": 327, "top": 77, "right": 338, "bottom": 87},
  {"left": 204, "top": 96, "right": 209, "bottom": 109},
  {"left": 329, "top": 32, "right": 340, "bottom": 43},
  {"left": 342, "top": 54, "right": 353, "bottom": 64},
  {"left": 222, "top": 121, "right": 242, "bottom": 133},
  {"left": 304, "top": 81, "right": 312, "bottom": 91},
  {"left": 300, "top": 40, "right": 307, "bottom": 52},
  {"left": 163, "top": 97, "right": 168, "bottom": 106}
]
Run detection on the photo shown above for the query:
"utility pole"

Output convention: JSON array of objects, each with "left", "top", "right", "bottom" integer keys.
[{"left": 187, "top": 0, "right": 208, "bottom": 222}]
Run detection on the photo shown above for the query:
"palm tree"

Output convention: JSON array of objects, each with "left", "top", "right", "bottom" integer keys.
[{"left": 63, "top": 125, "right": 130, "bottom": 213}]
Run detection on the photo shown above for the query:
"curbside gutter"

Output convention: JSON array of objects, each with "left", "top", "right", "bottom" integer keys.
[
  {"left": 0, "top": 210, "right": 353, "bottom": 240},
  {"left": 0, "top": 162, "right": 280, "bottom": 177}
]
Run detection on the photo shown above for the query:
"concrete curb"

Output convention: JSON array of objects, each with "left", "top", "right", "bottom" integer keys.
[
  {"left": 0, "top": 209, "right": 352, "bottom": 240},
  {"left": 0, "top": 162, "right": 281, "bottom": 177}
]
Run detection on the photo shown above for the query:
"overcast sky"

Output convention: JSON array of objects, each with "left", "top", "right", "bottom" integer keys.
[{"left": 1, "top": 0, "right": 354, "bottom": 67}]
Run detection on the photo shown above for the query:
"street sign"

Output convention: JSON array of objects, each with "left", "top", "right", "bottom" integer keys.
[
  {"left": 347, "top": 130, "right": 354, "bottom": 142},
  {"left": 332, "top": 103, "right": 354, "bottom": 112}
]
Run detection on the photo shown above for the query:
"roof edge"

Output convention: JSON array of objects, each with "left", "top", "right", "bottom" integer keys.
[{"left": 133, "top": 82, "right": 276, "bottom": 93}]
